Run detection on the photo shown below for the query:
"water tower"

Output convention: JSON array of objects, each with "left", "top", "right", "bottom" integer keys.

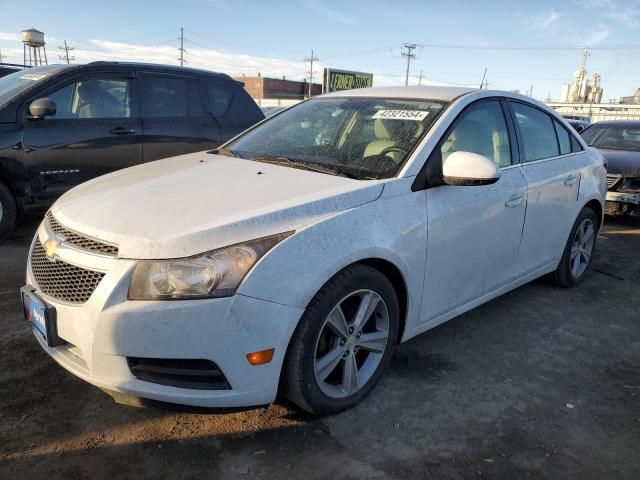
[{"left": 22, "top": 28, "right": 48, "bottom": 67}]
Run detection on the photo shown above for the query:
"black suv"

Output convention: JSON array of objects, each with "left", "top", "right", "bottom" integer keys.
[{"left": 0, "top": 62, "right": 264, "bottom": 238}]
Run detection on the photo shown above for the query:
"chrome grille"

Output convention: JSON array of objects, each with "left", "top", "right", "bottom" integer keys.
[
  {"left": 30, "top": 238, "right": 105, "bottom": 304},
  {"left": 46, "top": 212, "right": 118, "bottom": 257},
  {"left": 606, "top": 174, "right": 622, "bottom": 191}
]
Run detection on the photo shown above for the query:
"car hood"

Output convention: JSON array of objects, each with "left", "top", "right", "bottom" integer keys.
[
  {"left": 51, "top": 152, "right": 384, "bottom": 259},
  {"left": 599, "top": 148, "right": 640, "bottom": 177}
]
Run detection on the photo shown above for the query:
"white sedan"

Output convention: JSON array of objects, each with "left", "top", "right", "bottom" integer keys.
[{"left": 22, "top": 86, "right": 606, "bottom": 414}]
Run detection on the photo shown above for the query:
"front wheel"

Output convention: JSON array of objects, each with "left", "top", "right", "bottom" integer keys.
[
  {"left": 551, "top": 207, "right": 598, "bottom": 287},
  {"left": 282, "top": 265, "right": 399, "bottom": 415}
]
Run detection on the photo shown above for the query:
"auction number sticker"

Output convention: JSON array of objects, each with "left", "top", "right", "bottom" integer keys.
[{"left": 372, "top": 110, "right": 429, "bottom": 121}]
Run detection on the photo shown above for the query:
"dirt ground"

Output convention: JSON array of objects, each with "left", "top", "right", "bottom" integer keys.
[{"left": 1, "top": 214, "right": 639, "bottom": 480}]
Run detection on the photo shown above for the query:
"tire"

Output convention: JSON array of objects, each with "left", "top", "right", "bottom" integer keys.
[
  {"left": 0, "top": 181, "right": 17, "bottom": 241},
  {"left": 550, "top": 207, "right": 598, "bottom": 288},
  {"left": 283, "top": 264, "right": 400, "bottom": 415}
]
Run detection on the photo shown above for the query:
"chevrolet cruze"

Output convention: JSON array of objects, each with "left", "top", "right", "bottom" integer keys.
[{"left": 22, "top": 86, "right": 607, "bottom": 414}]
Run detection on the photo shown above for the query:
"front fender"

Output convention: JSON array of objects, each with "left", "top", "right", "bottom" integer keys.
[{"left": 238, "top": 180, "right": 427, "bottom": 334}]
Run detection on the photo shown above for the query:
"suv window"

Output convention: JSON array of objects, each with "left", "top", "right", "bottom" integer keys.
[
  {"left": 204, "top": 79, "right": 234, "bottom": 116},
  {"left": 140, "top": 75, "right": 204, "bottom": 118},
  {"left": 47, "top": 78, "right": 131, "bottom": 119},
  {"left": 511, "top": 102, "right": 560, "bottom": 161},
  {"left": 553, "top": 119, "right": 571, "bottom": 155},
  {"left": 441, "top": 100, "right": 511, "bottom": 167}
]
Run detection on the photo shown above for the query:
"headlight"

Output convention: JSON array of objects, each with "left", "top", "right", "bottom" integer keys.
[{"left": 128, "top": 232, "right": 292, "bottom": 300}]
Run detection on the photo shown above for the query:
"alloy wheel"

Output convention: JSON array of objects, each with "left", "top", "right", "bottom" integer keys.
[
  {"left": 570, "top": 218, "right": 595, "bottom": 278},
  {"left": 313, "top": 289, "right": 390, "bottom": 399}
]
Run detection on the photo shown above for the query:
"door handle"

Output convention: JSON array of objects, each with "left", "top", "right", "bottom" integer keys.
[
  {"left": 505, "top": 195, "right": 524, "bottom": 208},
  {"left": 109, "top": 126, "right": 136, "bottom": 135},
  {"left": 564, "top": 175, "right": 578, "bottom": 186}
]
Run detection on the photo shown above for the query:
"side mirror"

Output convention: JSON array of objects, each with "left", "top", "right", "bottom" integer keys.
[
  {"left": 28, "top": 98, "right": 57, "bottom": 119},
  {"left": 443, "top": 151, "right": 501, "bottom": 186},
  {"left": 575, "top": 125, "right": 585, "bottom": 133}
]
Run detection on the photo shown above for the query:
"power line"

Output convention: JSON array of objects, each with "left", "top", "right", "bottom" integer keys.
[{"left": 304, "top": 49, "right": 319, "bottom": 97}]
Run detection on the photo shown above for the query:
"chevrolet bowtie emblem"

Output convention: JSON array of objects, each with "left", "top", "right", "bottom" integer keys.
[{"left": 43, "top": 238, "right": 62, "bottom": 262}]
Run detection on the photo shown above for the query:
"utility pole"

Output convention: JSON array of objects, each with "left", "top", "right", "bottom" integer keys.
[
  {"left": 304, "top": 50, "right": 319, "bottom": 97},
  {"left": 57, "top": 40, "right": 74, "bottom": 64},
  {"left": 179, "top": 27, "right": 185, "bottom": 67},
  {"left": 528, "top": 85, "right": 534, "bottom": 97},
  {"left": 480, "top": 68, "right": 487, "bottom": 89},
  {"left": 0, "top": 49, "right": 3, "bottom": 64},
  {"left": 401, "top": 43, "right": 419, "bottom": 86},
  {"left": 418, "top": 70, "right": 423, "bottom": 85}
]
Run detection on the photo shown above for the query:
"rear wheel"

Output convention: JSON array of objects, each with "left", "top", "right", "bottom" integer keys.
[
  {"left": 551, "top": 207, "right": 598, "bottom": 287},
  {"left": 283, "top": 265, "right": 399, "bottom": 415},
  {"left": 0, "top": 181, "right": 17, "bottom": 240}
]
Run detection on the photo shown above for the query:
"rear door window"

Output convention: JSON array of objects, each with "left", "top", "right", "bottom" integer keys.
[
  {"left": 511, "top": 102, "right": 560, "bottom": 162},
  {"left": 140, "top": 75, "right": 203, "bottom": 118}
]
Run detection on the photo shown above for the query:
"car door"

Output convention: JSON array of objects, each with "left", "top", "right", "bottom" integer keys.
[
  {"left": 419, "top": 99, "right": 527, "bottom": 324},
  {"left": 507, "top": 101, "right": 580, "bottom": 276},
  {"left": 20, "top": 71, "right": 142, "bottom": 204},
  {"left": 139, "top": 73, "right": 220, "bottom": 162}
]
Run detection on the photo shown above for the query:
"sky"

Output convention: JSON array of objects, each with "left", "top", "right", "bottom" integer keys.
[{"left": 0, "top": 0, "right": 639, "bottom": 100}]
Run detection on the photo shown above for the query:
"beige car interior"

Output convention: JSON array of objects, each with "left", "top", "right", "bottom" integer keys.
[
  {"left": 442, "top": 114, "right": 511, "bottom": 168},
  {"left": 363, "top": 118, "right": 423, "bottom": 163}
]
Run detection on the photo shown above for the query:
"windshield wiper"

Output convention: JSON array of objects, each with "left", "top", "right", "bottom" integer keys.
[{"left": 250, "top": 156, "right": 357, "bottom": 179}]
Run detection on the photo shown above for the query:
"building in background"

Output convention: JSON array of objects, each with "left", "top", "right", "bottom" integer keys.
[
  {"left": 560, "top": 48, "right": 603, "bottom": 104},
  {"left": 619, "top": 88, "right": 640, "bottom": 105},
  {"left": 234, "top": 74, "right": 321, "bottom": 107}
]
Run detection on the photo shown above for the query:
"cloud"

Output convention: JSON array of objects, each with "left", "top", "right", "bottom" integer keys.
[
  {"left": 541, "top": 9, "right": 561, "bottom": 28},
  {"left": 303, "top": 0, "right": 355, "bottom": 25},
  {"left": 0, "top": 31, "right": 20, "bottom": 42},
  {"left": 605, "top": 5, "right": 640, "bottom": 27}
]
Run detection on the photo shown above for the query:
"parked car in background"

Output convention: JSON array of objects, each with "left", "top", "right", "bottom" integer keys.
[
  {"left": 0, "top": 62, "right": 265, "bottom": 238},
  {"left": 567, "top": 119, "right": 590, "bottom": 133},
  {"left": 22, "top": 86, "right": 605, "bottom": 415},
  {"left": 581, "top": 120, "right": 640, "bottom": 216}
]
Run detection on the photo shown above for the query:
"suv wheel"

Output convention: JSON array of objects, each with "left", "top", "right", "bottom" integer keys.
[
  {"left": 0, "top": 182, "right": 17, "bottom": 240},
  {"left": 283, "top": 265, "right": 399, "bottom": 415}
]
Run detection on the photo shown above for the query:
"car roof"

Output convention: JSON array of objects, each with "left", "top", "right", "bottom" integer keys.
[
  {"left": 322, "top": 85, "right": 477, "bottom": 101},
  {"left": 51, "top": 61, "right": 234, "bottom": 81}
]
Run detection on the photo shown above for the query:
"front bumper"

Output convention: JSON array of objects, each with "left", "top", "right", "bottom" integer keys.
[{"left": 25, "top": 225, "right": 304, "bottom": 408}]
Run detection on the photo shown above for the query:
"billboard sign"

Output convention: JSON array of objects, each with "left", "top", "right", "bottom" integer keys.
[{"left": 323, "top": 68, "right": 373, "bottom": 93}]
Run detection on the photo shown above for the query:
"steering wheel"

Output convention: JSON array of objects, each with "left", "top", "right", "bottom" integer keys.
[{"left": 377, "top": 146, "right": 408, "bottom": 159}]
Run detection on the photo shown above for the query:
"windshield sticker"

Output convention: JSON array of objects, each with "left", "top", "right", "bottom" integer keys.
[
  {"left": 372, "top": 110, "right": 429, "bottom": 121},
  {"left": 20, "top": 73, "right": 48, "bottom": 81}
]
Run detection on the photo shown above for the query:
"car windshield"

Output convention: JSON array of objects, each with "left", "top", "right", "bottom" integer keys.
[
  {"left": 0, "top": 65, "right": 70, "bottom": 108},
  {"left": 224, "top": 97, "right": 447, "bottom": 179},
  {"left": 581, "top": 124, "right": 640, "bottom": 152}
]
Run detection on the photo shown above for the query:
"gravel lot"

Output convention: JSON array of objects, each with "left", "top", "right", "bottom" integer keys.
[{"left": 1, "top": 214, "right": 639, "bottom": 479}]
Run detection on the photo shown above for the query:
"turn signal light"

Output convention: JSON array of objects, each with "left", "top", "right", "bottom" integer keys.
[{"left": 246, "top": 348, "right": 275, "bottom": 366}]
